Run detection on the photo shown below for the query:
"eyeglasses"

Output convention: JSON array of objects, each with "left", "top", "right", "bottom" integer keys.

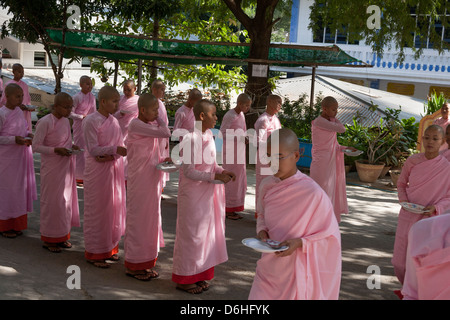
[{"left": 264, "top": 151, "right": 296, "bottom": 162}]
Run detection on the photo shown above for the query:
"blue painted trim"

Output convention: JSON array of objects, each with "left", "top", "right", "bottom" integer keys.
[{"left": 289, "top": 0, "right": 300, "bottom": 43}]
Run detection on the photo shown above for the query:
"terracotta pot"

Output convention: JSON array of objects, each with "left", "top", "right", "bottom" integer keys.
[
  {"left": 355, "top": 160, "right": 385, "bottom": 183},
  {"left": 389, "top": 169, "right": 401, "bottom": 187},
  {"left": 379, "top": 166, "right": 391, "bottom": 178}
]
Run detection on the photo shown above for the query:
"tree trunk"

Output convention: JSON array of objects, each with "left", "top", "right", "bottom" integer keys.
[
  {"left": 222, "top": 0, "right": 280, "bottom": 129},
  {"left": 150, "top": 17, "right": 160, "bottom": 81}
]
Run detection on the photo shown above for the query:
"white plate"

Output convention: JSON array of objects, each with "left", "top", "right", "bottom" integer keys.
[
  {"left": 210, "top": 180, "right": 224, "bottom": 184},
  {"left": 400, "top": 202, "right": 430, "bottom": 214},
  {"left": 156, "top": 162, "right": 180, "bottom": 172},
  {"left": 343, "top": 149, "right": 363, "bottom": 157},
  {"left": 66, "top": 148, "right": 84, "bottom": 155},
  {"left": 241, "top": 238, "right": 288, "bottom": 253},
  {"left": 120, "top": 109, "right": 134, "bottom": 114}
]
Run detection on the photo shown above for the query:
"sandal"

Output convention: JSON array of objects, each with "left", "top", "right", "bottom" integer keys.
[
  {"left": 106, "top": 254, "right": 120, "bottom": 262},
  {"left": 1, "top": 230, "right": 18, "bottom": 238},
  {"left": 226, "top": 212, "right": 243, "bottom": 220},
  {"left": 126, "top": 271, "right": 153, "bottom": 281},
  {"left": 176, "top": 284, "right": 203, "bottom": 294},
  {"left": 196, "top": 281, "right": 210, "bottom": 291},
  {"left": 87, "top": 259, "right": 110, "bottom": 268},
  {"left": 43, "top": 243, "right": 62, "bottom": 253},
  {"left": 58, "top": 241, "right": 72, "bottom": 248}
]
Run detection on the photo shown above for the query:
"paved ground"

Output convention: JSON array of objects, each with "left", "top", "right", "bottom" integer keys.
[{"left": 0, "top": 153, "right": 402, "bottom": 300}]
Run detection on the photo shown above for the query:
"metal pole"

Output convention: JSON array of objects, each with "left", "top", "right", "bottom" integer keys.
[
  {"left": 310, "top": 66, "right": 316, "bottom": 109},
  {"left": 137, "top": 59, "right": 142, "bottom": 95}
]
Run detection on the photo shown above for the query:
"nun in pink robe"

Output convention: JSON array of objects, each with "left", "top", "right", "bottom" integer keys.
[
  {"left": 0, "top": 105, "right": 37, "bottom": 232},
  {"left": 220, "top": 109, "right": 247, "bottom": 214},
  {"left": 392, "top": 153, "right": 450, "bottom": 284},
  {"left": 172, "top": 129, "right": 228, "bottom": 284},
  {"left": 82, "top": 111, "right": 126, "bottom": 260},
  {"left": 113, "top": 94, "right": 139, "bottom": 179},
  {"left": 174, "top": 104, "right": 195, "bottom": 134},
  {"left": 114, "top": 94, "right": 139, "bottom": 142},
  {"left": 33, "top": 113, "right": 80, "bottom": 243},
  {"left": 69, "top": 91, "right": 96, "bottom": 181},
  {"left": 254, "top": 112, "right": 281, "bottom": 214},
  {"left": 441, "top": 148, "right": 450, "bottom": 160},
  {"left": 124, "top": 117, "right": 171, "bottom": 271},
  {"left": 249, "top": 171, "right": 341, "bottom": 300},
  {"left": 401, "top": 214, "right": 450, "bottom": 300},
  {"left": 156, "top": 99, "right": 170, "bottom": 188},
  {"left": 433, "top": 117, "right": 450, "bottom": 151},
  {"left": 0, "top": 80, "right": 32, "bottom": 131},
  {"left": 310, "top": 116, "right": 348, "bottom": 223}
]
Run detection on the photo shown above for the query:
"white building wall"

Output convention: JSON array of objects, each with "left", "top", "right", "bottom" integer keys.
[{"left": 286, "top": 0, "right": 450, "bottom": 101}]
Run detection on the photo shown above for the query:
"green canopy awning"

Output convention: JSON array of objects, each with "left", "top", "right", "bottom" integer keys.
[{"left": 47, "top": 28, "right": 370, "bottom": 68}]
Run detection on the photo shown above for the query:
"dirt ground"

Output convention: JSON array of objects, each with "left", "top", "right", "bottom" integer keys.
[{"left": 0, "top": 154, "right": 402, "bottom": 301}]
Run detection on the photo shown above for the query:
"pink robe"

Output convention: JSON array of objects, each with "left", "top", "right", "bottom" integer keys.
[
  {"left": 440, "top": 149, "right": 450, "bottom": 161},
  {"left": 0, "top": 106, "right": 37, "bottom": 231},
  {"left": 220, "top": 109, "right": 247, "bottom": 212},
  {"left": 33, "top": 114, "right": 80, "bottom": 242},
  {"left": 172, "top": 129, "right": 228, "bottom": 283},
  {"left": 392, "top": 153, "right": 450, "bottom": 284},
  {"left": 433, "top": 117, "right": 450, "bottom": 151},
  {"left": 82, "top": 111, "right": 126, "bottom": 260},
  {"left": 156, "top": 99, "right": 170, "bottom": 187},
  {"left": 0, "top": 80, "right": 32, "bottom": 131},
  {"left": 113, "top": 94, "right": 139, "bottom": 180},
  {"left": 310, "top": 116, "right": 348, "bottom": 223},
  {"left": 174, "top": 104, "right": 195, "bottom": 135},
  {"left": 253, "top": 112, "right": 281, "bottom": 213},
  {"left": 124, "top": 117, "right": 171, "bottom": 270},
  {"left": 70, "top": 91, "right": 96, "bottom": 181},
  {"left": 402, "top": 214, "right": 450, "bottom": 300},
  {"left": 249, "top": 171, "right": 341, "bottom": 300}
]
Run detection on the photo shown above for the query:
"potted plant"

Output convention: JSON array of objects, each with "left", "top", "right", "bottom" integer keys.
[
  {"left": 354, "top": 107, "right": 405, "bottom": 183},
  {"left": 278, "top": 93, "right": 323, "bottom": 168}
]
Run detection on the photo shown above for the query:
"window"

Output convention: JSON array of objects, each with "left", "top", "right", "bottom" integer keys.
[
  {"left": 34, "top": 52, "right": 46, "bottom": 67},
  {"left": 81, "top": 57, "right": 91, "bottom": 68},
  {"left": 312, "top": 17, "right": 359, "bottom": 45},
  {"left": 409, "top": 8, "right": 450, "bottom": 48}
]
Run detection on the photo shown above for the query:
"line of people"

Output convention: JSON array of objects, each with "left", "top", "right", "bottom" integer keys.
[{"left": 1, "top": 63, "right": 449, "bottom": 299}]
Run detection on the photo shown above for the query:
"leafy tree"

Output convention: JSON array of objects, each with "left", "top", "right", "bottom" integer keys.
[
  {"left": 0, "top": 0, "right": 107, "bottom": 93},
  {"left": 221, "top": 0, "right": 292, "bottom": 115},
  {"left": 309, "top": 0, "right": 449, "bottom": 63}
]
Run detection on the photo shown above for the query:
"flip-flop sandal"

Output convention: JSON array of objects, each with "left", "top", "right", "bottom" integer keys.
[
  {"left": 226, "top": 212, "right": 243, "bottom": 220},
  {"left": 196, "top": 281, "right": 210, "bottom": 291},
  {"left": 1, "top": 231, "right": 17, "bottom": 238},
  {"left": 147, "top": 269, "right": 159, "bottom": 279},
  {"left": 176, "top": 284, "right": 203, "bottom": 294},
  {"left": 58, "top": 241, "right": 72, "bottom": 248},
  {"left": 87, "top": 260, "right": 110, "bottom": 268},
  {"left": 42, "top": 244, "right": 62, "bottom": 253},
  {"left": 106, "top": 254, "right": 120, "bottom": 262},
  {"left": 126, "top": 271, "right": 153, "bottom": 281}
]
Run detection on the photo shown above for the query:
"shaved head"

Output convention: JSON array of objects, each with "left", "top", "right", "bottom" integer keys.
[
  {"left": 98, "top": 86, "right": 119, "bottom": 101},
  {"left": 193, "top": 99, "right": 215, "bottom": 120},
  {"left": 321, "top": 96, "right": 338, "bottom": 109},
  {"left": 79, "top": 75, "right": 92, "bottom": 85},
  {"left": 425, "top": 124, "right": 445, "bottom": 138},
  {"left": 188, "top": 88, "right": 202, "bottom": 100},
  {"left": 123, "top": 79, "right": 136, "bottom": 88},
  {"left": 138, "top": 93, "right": 158, "bottom": 109},
  {"left": 54, "top": 92, "right": 72, "bottom": 106},
  {"left": 268, "top": 128, "right": 299, "bottom": 152},
  {"left": 4, "top": 83, "right": 23, "bottom": 96}
]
